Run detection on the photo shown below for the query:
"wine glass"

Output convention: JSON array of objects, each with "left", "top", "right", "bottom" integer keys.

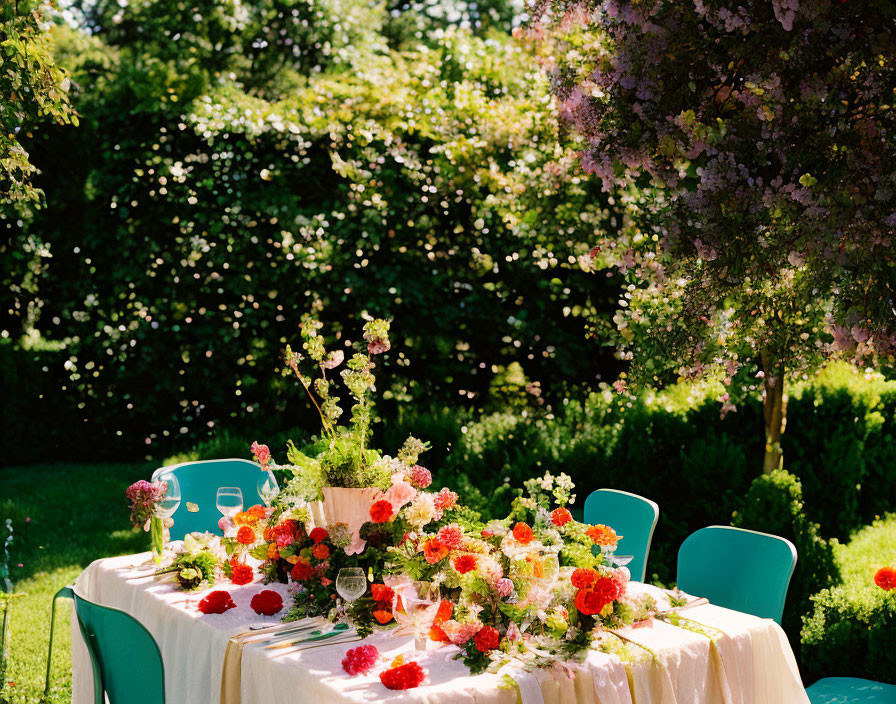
[
  {"left": 216, "top": 487, "right": 243, "bottom": 519},
  {"left": 155, "top": 473, "right": 181, "bottom": 519},
  {"left": 609, "top": 554, "right": 634, "bottom": 568},
  {"left": 256, "top": 471, "right": 280, "bottom": 507},
  {"left": 336, "top": 568, "right": 367, "bottom": 604}
]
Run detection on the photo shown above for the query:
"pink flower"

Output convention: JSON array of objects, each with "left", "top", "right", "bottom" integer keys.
[
  {"left": 276, "top": 533, "right": 294, "bottom": 548},
  {"left": 408, "top": 465, "right": 432, "bottom": 489},
  {"left": 437, "top": 524, "right": 464, "bottom": 550},
  {"left": 439, "top": 619, "right": 483, "bottom": 645},
  {"left": 433, "top": 488, "right": 458, "bottom": 511},
  {"left": 495, "top": 578, "right": 514, "bottom": 597},
  {"left": 251, "top": 442, "right": 271, "bottom": 466},
  {"left": 322, "top": 350, "right": 344, "bottom": 370},
  {"left": 383, "top": 475, "right": 417, "bottom": 511},
  {"left": 368, "top": 339, "right": 390, "bottom": 355}
]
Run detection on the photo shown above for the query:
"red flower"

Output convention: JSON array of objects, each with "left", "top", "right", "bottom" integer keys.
[
  {"left": 875, "top": 566, "right": 896, "bottom": 591},
  {"left": 371, "top": 583, "right": 394, "bottom": 605},
  {"left": 586, "top": 524, "right": 620, "bottom": 548},
  {"left": 423, "top": 538, "right": 449, "bottom": 564},
  {"left": 198, "top": 590, "right": 236, "bottom": 614},
  {"left": 236, "top": 526, "right": 256, "bottom": 545},
  {"left": 312, "top": 543, "right": 330, "bottom": 560},
  {"left": 309, "top": 527, "right": 328, "bottom": 544},
  {"left": 474, "top": 625, "right": 500, "bottom": 652},
  {"left": 571, "top": 567, "right": 598, "bottom": 589},
  {"left": 369, "top": 500, "right": 394, "bottom": 524},
  {"left": 379, "top": 662, "right": 425, "bottom": 690},
  {"left": 551, "top": 507, "right": 572, "bottom": 527},
  {"left": 574, "top": 576, "right": 620, "bottom": 616},
  {"left": 290, "top": 560, "right": 314, "bottom": 581},
  {"left": 453, "top": 554, "right": 478, "bottom": 575},
  {"left": 512, "top": 522, "right": 534, "bottom": 545},
  {"left": 342, "top": 644, "right": 379, "bottom": 676},
  {"left": 373, "top": 609, "right": 395, "bottom": 624},
  {"left": 250, "top": 590, "right": 284, "bottom": 616},
  {"left": 434, "top": 599, "right": 453, "bottom": 625},
  {"left": 229, "top": 560, "right": 254, "bottom": 586}
]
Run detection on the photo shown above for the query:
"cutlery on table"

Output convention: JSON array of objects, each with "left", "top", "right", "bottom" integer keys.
[{"left": 261, "top": 626, "right": 356, "bottom": 651}]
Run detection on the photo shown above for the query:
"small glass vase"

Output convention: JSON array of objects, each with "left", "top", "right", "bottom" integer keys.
[{"left": 150, "top": 515, "right": 165, "bottom": 565}]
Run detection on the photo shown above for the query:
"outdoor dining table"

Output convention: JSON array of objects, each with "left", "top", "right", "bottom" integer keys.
[{"left": 71, "top": 552, "right": 811, "bottom": 704}]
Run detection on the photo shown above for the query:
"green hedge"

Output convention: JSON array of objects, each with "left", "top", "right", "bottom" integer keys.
[
  {"left": 732, "top": 470, "right": 839, "bottom": 652},
  {"left": 801, "top": 514, "right": 896, "bottom": 683}
]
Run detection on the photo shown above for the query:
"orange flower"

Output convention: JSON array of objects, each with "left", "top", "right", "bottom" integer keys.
[
  {"left": 512, "top": 522, "right": 534, "bottom": 545},
  {"left": 267, "top": 543, "right": 280, "bottom": 560},
  {"left": 429, "top": 600, "right": 453, "bottom": 642},
  {"left": 586, "top": 524, "right": 621, "bottom": 548},
  {"left": 312, "top": 543, "right": 330, "bottom": 560},
  {"left": 236, "top": 526, "right": 256, "bottom": 545},
  {"left": 551, "top": 507, "right": 572, "bottom": 527},
  {"left": 373, "top": 609, "right": 395, "bottom": 624},
  {"left": 248, "top": 505, "right": 267, "bottom": 521},
  {"left": 875, "top": 566, "right": 896, "bottom": 591},
  {"left": 453, "top": 554, "right": 478, "bottom": 574},
  {"left": 423, "top": 538, "right": 449, "bottom": 564},
  {"left": 234, "top": 511, "right": 250, "bottom": 527},
  {"left": 571, "top": 567, "right": 597, "bottom": 589}
]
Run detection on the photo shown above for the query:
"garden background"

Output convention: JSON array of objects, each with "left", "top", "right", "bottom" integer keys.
[{"left": 2, "top": 0, "right": 895, "bottom": 702}]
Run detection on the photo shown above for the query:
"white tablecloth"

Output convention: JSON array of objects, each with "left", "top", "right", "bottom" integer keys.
[{"left": 72, "top": 553, "right": 810, "bottom": 704}]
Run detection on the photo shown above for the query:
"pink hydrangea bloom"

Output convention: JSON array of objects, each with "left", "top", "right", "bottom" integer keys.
[
  {"left": 437, "top": 524, "right": 464, "bottom": 550},
  {"left": 495, "top": 578, "right": 514, "bottom": 598},
  {"left": 407, "top": 465, "right": 432, "bottom": 489},
  {"left": 439, "top": 619, "right": 483, "bottom": 645}
]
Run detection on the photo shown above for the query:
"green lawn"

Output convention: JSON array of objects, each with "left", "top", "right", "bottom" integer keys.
[{"left": 1, "top": 463, "right": 151, "bottom": 704}]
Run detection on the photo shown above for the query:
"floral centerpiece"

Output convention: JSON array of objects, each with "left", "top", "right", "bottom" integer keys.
[{"left": 127, "top": 314, "right": 657, "bottom": 688}]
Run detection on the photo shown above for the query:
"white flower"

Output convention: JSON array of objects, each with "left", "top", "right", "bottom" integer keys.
[{"left": 405, "top": 493, "right": 437, "bottom": 528}]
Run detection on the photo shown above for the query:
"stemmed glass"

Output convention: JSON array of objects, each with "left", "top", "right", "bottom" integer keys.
[
  {"left": 394, "top": 581, "right": 441, "bottom": 650},
  {"left": 256, "top": 471, "right": 280, "bottom": 507},
  {"left": 216, "top": 487, "right": 243, "bottom": 533},
  {"left": 151, "top": 472, "right": 181, "bottom": 564},
  {"left": 336, "top": 567, "right": 367, "bottom": 619}
]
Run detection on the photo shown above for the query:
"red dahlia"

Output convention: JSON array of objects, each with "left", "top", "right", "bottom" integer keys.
[
  {"left": 236, "top": 526, "right": 256, "bottom": 545},
  {"left": 453, "top": 554, "right": 478, "bottom": 574},
  {"left": 308, "top": 527, "right": 328, "bottom": 544},
  {"left": 197, "top": 590, "right": 236, "bottom": 614},
  {"left": 229, "top": 560, "right": 254, "bottom": 585},
  {"left": 875, "top": 566, "right": 896, "bottom": 591},
  {"left": 571, "top": 567, "right": 598, "bottom": 589},
  {"left": 379, "top": 662, "right": 425, "bottom": 690},
  {"left": 369, "top": 500, "right": 394, "bottom": 524},
  {"left": 290, "top": 560, "right": 314, "bottom": 581},
  {"left": 250, "top": 590, "right": 284, "bottom": 616},
  {"left": 474, "top": 626, "right": 500, "bottom": 652}
]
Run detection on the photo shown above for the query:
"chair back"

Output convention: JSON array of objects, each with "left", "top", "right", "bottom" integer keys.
[
  {"left": 73, "top": 593, "right": 165, "bottom": 704},
  {"left": 677, "top": 525, "right": 797, "bottom": 623},
  {"left": 583, "top": 488, "right": 659, "bottom": 582},
  {"left": 152, "top": 459, "right": 265, "bottom": 539}
]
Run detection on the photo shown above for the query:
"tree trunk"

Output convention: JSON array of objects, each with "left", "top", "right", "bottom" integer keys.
[{"left": 761, "top": 350, "right": 787, "bottom": 474}]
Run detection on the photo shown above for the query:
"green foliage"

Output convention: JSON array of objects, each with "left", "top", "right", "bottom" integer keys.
[
  {"left": 732, "top": 469, "right": 839, "bottom": 649},
  {"left": 801, "top": 514, "right": 896, "bottom": 684},
  {"left": 9, "top": 6, "right": 619, "bottom": 460},
  {"left": 786, "top": 363, "right": 896, "bottom": 538}
]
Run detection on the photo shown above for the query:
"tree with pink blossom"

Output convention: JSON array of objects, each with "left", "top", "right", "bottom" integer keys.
[{"left": 530, "top": 0, "right": 896, "bottom": 472}]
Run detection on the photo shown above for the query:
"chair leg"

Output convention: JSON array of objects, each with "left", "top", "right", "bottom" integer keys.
[{"left": 42, "top": 586, "right": 74, "bottom": 704}]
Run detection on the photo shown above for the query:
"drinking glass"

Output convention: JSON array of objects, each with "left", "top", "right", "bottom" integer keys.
[
  {"left": 256, "top": 471, "right": 280, "bottom": 507},
  {"left": 150, "top": 473, "right": 181, "bottom": 564},
  {"left": 155, "top": 473, "right": 181, "bottom": 519},
  {"left": 609, "top": 554, "right": 634, "bottom": 568},
  {"left": 336, "top": 568, "right": 367, "bottom": 604},
  {"left": 393, "top": 581, "right": 440, "bottom": 650},
  {"left": 216, "top": 487, "right": 243, "bottom": 518}
]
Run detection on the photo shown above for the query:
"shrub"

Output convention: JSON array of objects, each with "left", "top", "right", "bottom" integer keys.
[
  {"left": 801, "top": 514, "right": 896, "bottom": 683},
  {"left": 732, "top": 469, "right": 840, "bottom": 649}
]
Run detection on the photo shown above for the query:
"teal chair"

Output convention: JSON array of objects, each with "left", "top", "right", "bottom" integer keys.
[
  {"left": 152, "top": 458, "right": 269, "bottom": 540},
  {"left": 583, "top": 488, "right": 659, "bottom": 582},
  {"left": 44, "top": 587, "right": 165, "bottom": 704},
  {"left": 807, "top": 678, "right": 896, "bottom": 703},
  {"left": 677, "top": 525, "right": 797, "bottom": 624}
]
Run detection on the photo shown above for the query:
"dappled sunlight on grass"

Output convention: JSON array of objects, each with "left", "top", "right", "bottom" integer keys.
[{"left": 1, "top": 463, "right": 154, "bottom": 703}]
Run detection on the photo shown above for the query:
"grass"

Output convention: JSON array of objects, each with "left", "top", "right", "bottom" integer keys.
[
  {"left": 834, "top": 512, "right": 896, "bottom": 585},
  {"left": 0, "top": 463, "right": 151, "bottom": 704}
]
